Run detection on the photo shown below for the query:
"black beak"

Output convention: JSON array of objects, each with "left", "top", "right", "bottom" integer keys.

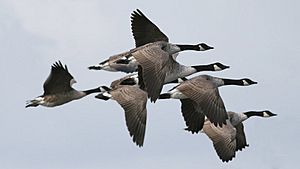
[
  {"left": 208, "top": 46, "right": 214, "bottom": 50},
  {"left": 224, "top": 65, "right": 230, "bottom": 69}
]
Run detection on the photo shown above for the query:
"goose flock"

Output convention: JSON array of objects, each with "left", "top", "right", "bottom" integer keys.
[{"left": 26, "top": 9, "right": 276, "bottom": 162}]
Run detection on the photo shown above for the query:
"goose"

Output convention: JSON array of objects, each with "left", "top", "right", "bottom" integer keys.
[
  {"left": 26, "top": 61, "right": 107, "bottom": 108},
  {"left": 88, "top": 9, "right": 213, "bottom": 73},
  {"left": 159, "top": 75, "right": 257, "bottom": 128},
  {"left": 88, "top": 42, "right": 213, "bottom": 73},
  {"left": 203, "top": 110, "right": 277, "bottom": 162},
  {"left": 135, "top": 47, "right": 228, "bottom": 102},
  {"left": 95, "top": 74, "right": 147, "bottom": 147}
]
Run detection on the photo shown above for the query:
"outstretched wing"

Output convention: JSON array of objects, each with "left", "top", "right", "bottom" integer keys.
[
  {"left": 235, "top": 123, "right": 249, "bottom": 151},
  {"left": 177, "top": 77, "right": 228, "bottom": 127},
  {"left": 203, "top": 120, "right": 237, "bottom": 162},
  {"left": 180, "top": 99, "right": 205, "bottom": 133},
  {"left": 111, "top": 86, "right": 148, "bottom": 147},
  {"left": 43, "top": 61, "right": 74, "bottom": 95},
  {"left": 133, "top": 43, "right": 169, "bottom": 102},
  {"left": 131, "top": 9, "right": 169, "bottom": 47}
]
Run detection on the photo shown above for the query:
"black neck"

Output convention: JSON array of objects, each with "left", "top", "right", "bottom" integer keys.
[
  {"left": 222, "top": 79, "right": 244, "bottom": 86},
  {"left": 192, "top": 64, "right": 215, "bottom": 72},
  {"left": 243, "top": 111, "right": 264, "bottom": 118},
  {"left": 83, "top": 88, "right": 101, "bottom": 95},
  {"left": 177, "top": 44, "right": 199, "bottom": 51}
]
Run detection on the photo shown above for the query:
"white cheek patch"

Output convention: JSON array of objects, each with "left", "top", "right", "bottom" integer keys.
[
  {"left": 242, "top": 80, "right": 249, "bottom": 86},
  {"left": 213, "top": 65, "right": 222, "bottom": 71},
  {"left": 103, "top": 92, "right": 112, "bottom": 98},
  {"left": 199, "top": 45, "right": 205, "bottom": 51},
  {"left": 263, "top": 111, "right": 270, "bottom": 117}
]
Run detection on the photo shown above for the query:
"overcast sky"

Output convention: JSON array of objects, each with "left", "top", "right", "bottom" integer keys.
[{"left": 0, "top": 0, "right": 299, "bottom": 168}]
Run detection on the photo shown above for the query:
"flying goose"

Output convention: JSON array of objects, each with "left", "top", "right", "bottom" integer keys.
[
  {"left": 95, "top": 74, "right": 148, "bottom": 147},
  {"left": 88, "top": 42, "right": 213, "bottom": 73},
  {"left": 159, "top": 75, "right": 258, "bottom": 128},
  {"left": 203, "top": 110, "right": 277, "bottom": 162},
  {"left": 26, "top": 61, "right": 107, "bottom": 108},
  {"left": 138, "top": 59, "right": 229, "bottom": 102},
  {"left": 88, "top": 9, "right": 213, "bottom": 73}
]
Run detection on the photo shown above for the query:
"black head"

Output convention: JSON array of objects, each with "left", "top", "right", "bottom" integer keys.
[
  {"left": 198, "top": 43, "right": 214, "bottom": 51},
  {"left": 241, "top": 78, "right": 258, "bottom": 86},
  {"left": 99, "top": 86, "right": 111, "bottom": 92},
  {"left": 212, "top": 62, "right": 230, "bottom": 71},
  {"left": 262, "top": 110, "right": 277, "bottom": 117}
]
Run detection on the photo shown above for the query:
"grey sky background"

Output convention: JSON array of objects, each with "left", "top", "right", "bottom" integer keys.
[{"left": 0, "top": 0, "right": 299, "bottom": 168}]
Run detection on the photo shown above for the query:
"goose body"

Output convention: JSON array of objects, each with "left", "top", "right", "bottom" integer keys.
[
  {"left": 159, "top": 75, "right": 258, "bottom": 130},
  {"left": 203, "top": 110, "right": 277, "bottom": 162},
  {"left": 88, "top": 9, "right": 213, "bottom": 73},
  {"left": 26, "top": 61, "right": 105, "bottom": 108}
]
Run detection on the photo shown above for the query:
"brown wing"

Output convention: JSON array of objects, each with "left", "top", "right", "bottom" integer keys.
[
  {"left": 43, "top": 61, "right": 74, "bottom": 95},
  {"left": 132, "top": 44, "right": 170, "bottom": 102},
  {"left": 131, "top": 9, "right": 169, "bottom": 47},
  {"left": 177, "top": 78, "right": 228, "bottom": 127},
  {"left": 235, "top": 123, "right": 249, "bottom": 151},
  {"left": 180, "top": 99, "right": 205, "bottom": 133},
  {"left": 203, "top": 120, "right": 237, "bottom": 162},
  {"left": 111, "top": 86, "right": 147, "bottom": 147}
]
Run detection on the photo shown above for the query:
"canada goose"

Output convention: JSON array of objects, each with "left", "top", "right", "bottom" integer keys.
[
  {"left": 26, "top": 61, "right": 107, "bottom": 108},
  {"left": 88, "top": 42, "right": 213, "bottom": 73},
  {"left": 159, "top": 75, "right": 257, "bottom": 129},
  {"left": 109, "top": 61, "right": 228, "bottom": 87},
  {"left": 203, "top": 110, "right": 277, "bottom": 162},
  {"left": 88, "top": 9, "right": 213, "bottom": 73},
  {"left": 95, "top": 74, "right": 147, "bottom": 147},
  {"left": 136, "top": 47, "right": 228, "bottom": 102}
]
